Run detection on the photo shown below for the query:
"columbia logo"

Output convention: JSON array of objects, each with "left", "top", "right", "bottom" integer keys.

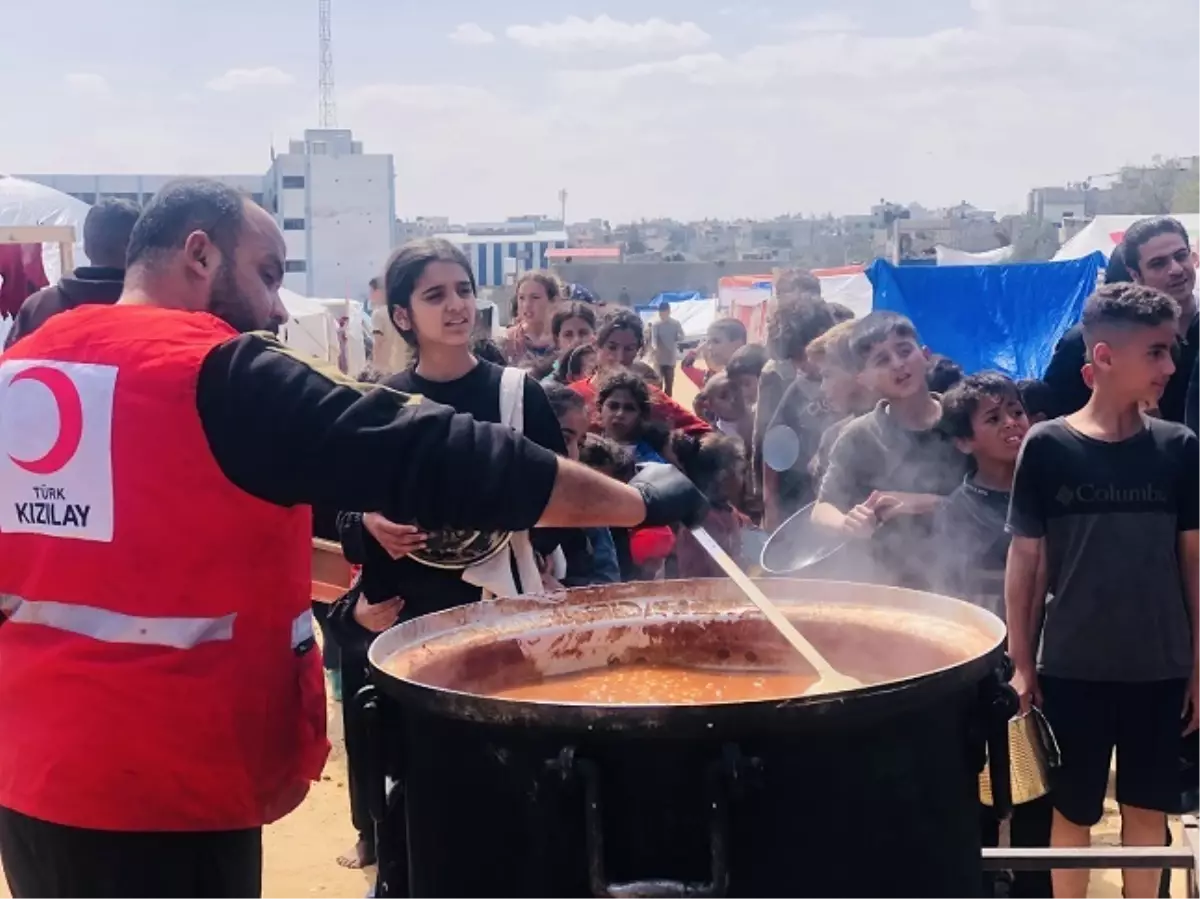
[{"left": 1055, "top": 486, "right": 1075, "bottom": 507}]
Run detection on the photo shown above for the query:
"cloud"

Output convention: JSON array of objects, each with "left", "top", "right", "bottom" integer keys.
[
  {"left": 11, "top": 0, "right": 1196, "bottom": 225},
  {"left": 343, "top": 83, "right": 494, "bottom": 112},
  {"left": 505, "top": 15, "right": 711, "bottom": 53},
  {"left": 206, "top": 66, "right": 295, "bottom": 92},
  {"left": 785, "top": 12, "right": 860, "bottom": 33},
  {"left": 63, "top": 73, "right": 111, "bottom": 100},
  {"left": 449, "top": 22, "right": 496, "bottom": 45}
]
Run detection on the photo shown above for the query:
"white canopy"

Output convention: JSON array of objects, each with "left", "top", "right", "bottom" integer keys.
[
  {"left": 0, "top": 175, "right": 91, "bottom": 282},
  {"left": 1053, "top": 214, "right": 1200, "bottom": 261},
  {"left": 935, "top": 244, "right": 1015, "bottom": 266},
  {"left": 278, "top": 288, "right": 366, "bottom": 374},
  {"left": 638, "top": 297, "right": 717, "bottom": 340}
]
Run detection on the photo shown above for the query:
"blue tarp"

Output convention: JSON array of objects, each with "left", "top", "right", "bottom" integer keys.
[
  {"left": 637, "top": 290, "right": 703, "bottom": 310},
  {"left": 866, "top": 252, "right": 1106, "bottom": 379}
]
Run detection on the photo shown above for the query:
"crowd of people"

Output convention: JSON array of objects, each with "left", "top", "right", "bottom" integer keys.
[
  {"left": 317, "top": 215, "right": 1196, "bottom": 899},
  {"left": 1, "top": 185, "right": 1197, "bottom": 899},
  {"left": 0, "top": 180, "right": 708, "bottom": 898}
]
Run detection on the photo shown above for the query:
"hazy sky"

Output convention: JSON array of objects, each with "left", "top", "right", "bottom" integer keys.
[{"left": 4, "top": 0, "right": 1197, "bottom": 222}]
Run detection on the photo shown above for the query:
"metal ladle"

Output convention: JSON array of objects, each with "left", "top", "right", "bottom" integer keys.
[{"left": 690, "top": 526, "right": 863, "bottom": 695}]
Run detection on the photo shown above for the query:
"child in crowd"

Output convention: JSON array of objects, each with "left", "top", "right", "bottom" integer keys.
[
  {"left": 502, "top": 270, "right": 564, "bottom": 370},
  {"left": 934, "top": 373, "right": 1052, "bottom": 898},
  {"left": 1015, "top": 378, "right": 1054, "bottom": 424},
  {"left": 572, "top": 309, "right": 710, "bottom": 435},
  {"left": 631, "top": 359, "right": 665, "bottom": 392},
  {"left": 926, "top": 354, "right": 964, "bottom": 393},
  {"left": 539, "top": 302, "right": 597, "bottom": 384},
  {"left": 578, "top": 432, "right": 635, "bottom": 480},
  {"left": 827, "top": 302, "right": 856, "bottom": 323},
  {"left": 673, "top": 432, "right": 751, "bottom": 577},
  {"left": 543, "top": 384, "right": 621, "bottom": 585},
  {"left": 597, "top": 370, "right": 668, "bottom": 464},
  {"left": 696, "top": 372, "right": 751, "bottom": 443},
  {"left": 807, "top": 320, "right": 877, "bottom": 489},
  {"left": 936, "top": 372, "right": 1031, "bottom": 612},
  {"left": 1006, "top": 283, "right": 1198, "bottom": 899},
  {"left": 551, "top": 302, "right": 596, "bottom": 353},
  {"left": 812, "top": 311, "right": 966, "bottom": 589},
  {"left": 682, "top": 317, "right": 748, "bottom": 388},
  {"left": 756, "top": 301, "right": 838, "bottom": 529},
  {"left": 577, "top": 434, "right": 675, "bottom": 580},
  {"left": 553, "top": 343, "right": 597, "bottom": 385},
  {"left": 471, "top": 336, "right": 508, "bottom": 367},
  {"left": 726, "top": 343, "right": 769, "bottom": 407}
]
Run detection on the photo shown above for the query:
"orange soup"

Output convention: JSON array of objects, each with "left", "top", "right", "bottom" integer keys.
[{"left": 491, "top": 663, "right": 825, "bottom": 705}]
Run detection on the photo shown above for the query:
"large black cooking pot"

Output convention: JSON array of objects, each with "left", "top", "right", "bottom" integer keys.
[{"left": 364, "top": 578, "right": 1015, "bottom": 898}]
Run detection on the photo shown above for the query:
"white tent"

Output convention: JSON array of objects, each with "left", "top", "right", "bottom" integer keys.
[
  {"left": 818, "top": 271, "right": 873, "bottom": 318},
  {"left": 278, "top": 289, "right": 371, "bottom": 375},
  {"left": 935, "top": 244, "right": 1015, "bottom": 266},
  {"left": 0, "top": 175, "right": 91, "bottom": 282},
  {"left": 1053, "top": 214, "right": 1200, "bottom": 261},
  {"left": 638, "top": 297, "right": 717, "bottom": 340},
  {"left": 279, "top": 288, "right": 338, "bottom": 363}
]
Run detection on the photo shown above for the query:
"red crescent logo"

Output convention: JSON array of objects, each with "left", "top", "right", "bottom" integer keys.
[{"left": 8, "top": 366, "right": 84, "bottom": 475}]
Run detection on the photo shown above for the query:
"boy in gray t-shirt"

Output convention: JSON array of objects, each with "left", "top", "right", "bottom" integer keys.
[{"left": 1006, "top": 282, "right": 1199, "bottom": 899}]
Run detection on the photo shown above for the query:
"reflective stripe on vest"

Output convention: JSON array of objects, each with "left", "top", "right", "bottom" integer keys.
[
  {"left": 0, "top": 593, "right": 235, "bottom": 649},
  {"left": 1, "top": 596, "right": 316, "bottom": 653},
  {"left": 291, "top": 609, "right": 314, "bottom": 650}
]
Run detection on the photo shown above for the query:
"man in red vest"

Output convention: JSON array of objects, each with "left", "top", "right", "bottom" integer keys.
[{"left": 0, "top": 179, "right": 706, "bottom": 898}]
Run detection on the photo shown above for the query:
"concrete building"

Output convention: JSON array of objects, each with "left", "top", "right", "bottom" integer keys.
[
  {"left": 18, "top": 127, "right": 396, "bottom": 300},
  {"left": 396, "top": 216, "right": 455, "bottom": 243},
  {"left": 1027, "top": 186, "right": 1088, "bottom": 225},
  {"left": 261, "top": 129, "right": 395, "bottom": 297},
  {"left": 434, "top": 221, "right": 568, "bottom": 288}
]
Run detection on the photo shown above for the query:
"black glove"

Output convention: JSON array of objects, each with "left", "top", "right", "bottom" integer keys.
[{"left": 630, "top": 462, "right": 710, "bottom": 528}]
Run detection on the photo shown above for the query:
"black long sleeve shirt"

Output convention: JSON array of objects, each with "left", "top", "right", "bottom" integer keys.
[
  {"left": 353, "top": 361, "right": 566, "bottom": 617},
  {"left": 194, "top": 334, "right": 560, "bottom": 533},
  {"left": 1042, "top": 312, "right": 1199, "bottom": 423}
]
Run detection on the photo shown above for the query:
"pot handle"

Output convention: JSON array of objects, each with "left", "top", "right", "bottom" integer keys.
[
  {"left": 355, "top": 685, "right": 389, "bottom": 825},
  {"left": 547, "top": 746, "right": 736, "bottom": 898},
  {"left": 984, "top": 674, "right": 1019, "bottom": 820}
]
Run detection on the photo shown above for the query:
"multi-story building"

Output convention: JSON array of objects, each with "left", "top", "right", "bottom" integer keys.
[
  {"left": 260, "top": 129, "right": 395, "bottom": 297},
  {"left": 1027, "top": 187, "right": 1089, "bottom": 225},
  {"left": 18, "top": 127, "right": 396, "bottom": 300},
  {"left": 434, "top": 221, "right": 568, "bottom": 288}
]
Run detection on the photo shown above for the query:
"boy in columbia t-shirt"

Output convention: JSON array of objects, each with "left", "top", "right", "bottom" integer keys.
[{"left": 1006, "top": 282, "right": 1199, "bottom": 899}]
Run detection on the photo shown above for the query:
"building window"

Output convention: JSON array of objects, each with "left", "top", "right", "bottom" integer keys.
[
  {"left": 251, "top": 192, "right": 264, "bottom": 207},
  {"left": 284, "top": 260, "right": 307, "bottom": 273},
  {"left": 282, "top": 175, "right": 305, "bottom": 189},
  {"left": 73, "top": 192, "right": 96, "bottom": 204},
  {"left": 109, "top": 192, "right": 139, "bottom": 203},
  {"left": 283, "top": 218, "right": 306, "bottom": 231}
]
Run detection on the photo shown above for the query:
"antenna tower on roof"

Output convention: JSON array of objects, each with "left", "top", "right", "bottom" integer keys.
[{"left": 318, "top": 0, "right": 337, "bottom": 128}]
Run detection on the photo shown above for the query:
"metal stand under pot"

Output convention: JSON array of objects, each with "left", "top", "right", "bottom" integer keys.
[{"left": 361, "top": 578, "right": 1016, "bottom": 898}]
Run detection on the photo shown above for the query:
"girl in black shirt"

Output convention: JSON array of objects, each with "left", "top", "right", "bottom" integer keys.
[{"left": 347, "top": 238, "right": 567, "bottom": 619}]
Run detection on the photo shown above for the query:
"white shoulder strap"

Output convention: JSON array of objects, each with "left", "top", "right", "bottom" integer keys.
[{"left": 499, "top": 366, "right": 526, "bottom": 435}]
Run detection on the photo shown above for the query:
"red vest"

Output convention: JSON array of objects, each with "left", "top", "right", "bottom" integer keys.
[{"left": 0, "top": 305, "right": 329, "bottom": 832}]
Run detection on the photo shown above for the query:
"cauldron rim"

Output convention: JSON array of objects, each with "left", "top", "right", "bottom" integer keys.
[{"left": 367, "top": 577, "right": 1006, "bottom": 732}]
